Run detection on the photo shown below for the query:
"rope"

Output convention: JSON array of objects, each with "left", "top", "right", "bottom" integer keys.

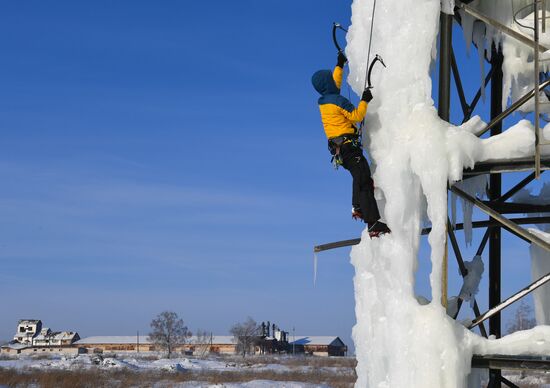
[
  {"left": 363, "top": 0, "right": 378, "bottom": 90},
  {"left": 359, "top": 0, "right": 378, "bottom": 138}
]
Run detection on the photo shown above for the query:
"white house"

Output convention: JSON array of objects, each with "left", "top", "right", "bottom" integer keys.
[
  {"left": 13, "top": 319, "right": 42, "bottom": 345},
  {"left": 33, "top": 328, "right": 80, "bottom": 347}
]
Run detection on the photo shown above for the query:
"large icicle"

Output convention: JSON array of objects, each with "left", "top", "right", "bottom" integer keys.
[{"left": 529, "top": 229, "right": 550, "bottom": 325}]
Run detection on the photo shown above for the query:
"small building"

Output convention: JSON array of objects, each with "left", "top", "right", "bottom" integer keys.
[
  {"left": 74, "top": 335, "right": 346, "bottom": 357},
  {"left": 0, "top": 344, "right": 80, "bottom": 355},
  {"left": 33, "top": 328, "right": 80, "bottom": 347},
  {"left": 289, "top": 336, "right": 348, "bottom": 357},
  {"left": 13, "top": 319, "right": 42, "bottom": 345},
  {"left": 8, "top": 319, "right": 80, "bottom": 354},
  {"left": 74, "top": 335, "right": 237, "bottom": 355},
  {"left": 74, "top": 336, "right": 154, "bottom": 353},
  {"left": 0, "top": 343, "right": 31, "bottom": 355}
]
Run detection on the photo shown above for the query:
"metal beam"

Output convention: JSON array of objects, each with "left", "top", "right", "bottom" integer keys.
[
  {"left": 463, "top": 157, "right": 550, "bottom": 176},
  {"left": 489, "top": 48, "right": 503, "bottom": 386},
  {"left": 447, "top": 219, "right": 488, "bottom": 337},
  {"left": 472, "top": 354, "right": 550, "bottom": 371},
  {"left": 450, "top": 186, "right": 550, "bottom": 252},
  {"left": 313, "top": 216, "right": 550, "bottom": 253},
  {"left": 439, "top": 12, "right": 453, "bottom": 122},
  {"left": 476, "top": 79, "right": 550, "bottom": 138},
  {"left": 462, "top": 68, "right": 493, "bottom": 124},
  {"left": 482, "top": 201, "right": 550, "bottom": 214},
  {"left": 457, "top": 2, "right": 548, "bottom": 52},
  {"left": 498, "top": 172, "right": 537, "bottom": 202},
  {"left": 469, "top": 269, "right": 550, "bottom": 329},
  {"left": 500, "top": 377, "right": 520, "bottom": 388},
  {"left": 314, "top": 238, "right": 361, "bottom": 253},
  {"left": 451, "top": 48, "right": 469, "bottom": 117}
]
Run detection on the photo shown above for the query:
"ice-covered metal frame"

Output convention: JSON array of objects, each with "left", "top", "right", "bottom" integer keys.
[{"left": 314, "top": 2, "right": 550, "bottom": 383}]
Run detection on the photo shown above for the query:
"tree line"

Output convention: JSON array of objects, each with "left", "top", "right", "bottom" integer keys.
[{"left": 149, "top": 311, "right": 260, "bottom": 358}]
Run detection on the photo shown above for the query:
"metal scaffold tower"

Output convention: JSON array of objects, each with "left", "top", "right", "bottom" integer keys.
[{"left": 315, "top": 2, "right": 550, "bottom": 387}]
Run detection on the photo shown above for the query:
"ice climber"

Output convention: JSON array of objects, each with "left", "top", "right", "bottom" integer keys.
[{"left": 311, "top": 52, "right": 390, "bottom": 237}]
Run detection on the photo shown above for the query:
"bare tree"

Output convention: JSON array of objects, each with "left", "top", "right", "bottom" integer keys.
[
  {"left": 149, "top": 311, "right": 191, "bottom": 358},
  {"left": 506, "top": 301, "right": 536, "bottom": 334},
  {"left": 193, "top": 329, "right": 212, "bottom": 358},
  {"left": 230, "top": 317, "right": 260, "bottom": 357}
]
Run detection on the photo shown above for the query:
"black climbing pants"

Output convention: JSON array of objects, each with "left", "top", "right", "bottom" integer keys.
[{"left": 340, "top": 142, "right": 381, "bottom": 224}]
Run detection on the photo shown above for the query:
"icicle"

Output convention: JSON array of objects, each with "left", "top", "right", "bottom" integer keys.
[
  {"left": 473, "top": 22, "right": 487, "bottom": 102},
  {"left": 456, "top": 175, "right": 488, "bottom": 246},
  {"left": 451, "top": 192, "right": 457, "bottom": 228},
  {"left": 529, "top": 229, "right": 550, "bottom": 325},
  {"left": 460, "top": 9, "right": 474, "bottom": 55},
  {"left": 313, "top": 253, "right": 318, "bottom": 286},
  {"left": 458, "top": 255, "right": 484, "bottom": 308}
]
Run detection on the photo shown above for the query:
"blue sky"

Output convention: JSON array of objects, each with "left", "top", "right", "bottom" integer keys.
[{"left": 0, "top": 1, "right": 545, "bottom": 350}]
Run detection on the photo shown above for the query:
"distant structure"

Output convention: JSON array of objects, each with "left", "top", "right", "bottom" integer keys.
[
  {"left": 73, "top": 335, "right": 236, "bottom": 354},
  {"left": 13, "top": 319, "right": 42, "bottom": 345},
  {"left": 1, "top": 318, "right": 346, "bottom": 357},
  {"left": 258, "top": 321, "right": 289, "bottom": 354},
  {"left": 289, "top": 336, "right": 347, "bottom": 357},
  {"left": 2, "top": 319, "right": 80, "bottom": 355},
  {"left": 72, "top": 335, "right": 346, "bottom": 357},
  {"left": 33, "top": 327, "right": 80, "bottom": 347}
]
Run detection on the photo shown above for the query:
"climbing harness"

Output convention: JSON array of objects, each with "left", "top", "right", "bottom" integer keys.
[{"left": 328, "top": 134, "right": 360, "bottom": 170}]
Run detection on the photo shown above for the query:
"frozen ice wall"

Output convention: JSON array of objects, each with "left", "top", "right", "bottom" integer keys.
[
  {"left": 346, "top": 1, "right": 475, "bottom": 386},
  {"left": 344, "top": 0, "right": 550, "bottom": 387}
]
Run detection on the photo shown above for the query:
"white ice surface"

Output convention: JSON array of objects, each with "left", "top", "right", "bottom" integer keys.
[
  {"left": 511, "top": 187, "right": 550, "bottom": 327},
  {"left": 458, "top": 255, "right": 484, "bottom": 307},
  {"left": 345, "top": 0, "right": 550, "bottom": 387},
  {"left": 530, "top": 229, "right": 550, "bottom": 325},
  {"left": 453, "top": 176, "right": 487, "bottom": 245},
  {"left": 459, "top": 0, "right": 550, "bottom": 111}
]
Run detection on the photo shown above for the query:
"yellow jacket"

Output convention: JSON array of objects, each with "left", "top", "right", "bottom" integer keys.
[{"left": 311, "top": 66, "right": 368, "bottom": 139}]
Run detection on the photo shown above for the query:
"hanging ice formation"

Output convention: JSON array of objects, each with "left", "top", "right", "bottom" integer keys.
[
  {"left": 344, "top": 0, "right": 550, "bottom": 387},
  {"left": 512, "top": 184, "right": 550, "bottom": 326}
]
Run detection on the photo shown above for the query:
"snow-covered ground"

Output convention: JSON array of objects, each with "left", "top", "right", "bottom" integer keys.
[
  {"left": 1, "top": 354, "right": 550, "bottom": 387},
  {"left": 0, "top": 353, "right": 345, "bottom": 374},
  {"left": 0, "top": 354, "right": 353, "bottom": 387}
]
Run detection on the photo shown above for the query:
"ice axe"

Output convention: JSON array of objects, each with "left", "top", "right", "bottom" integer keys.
[
  {"left": 366, "top": 54, "right": 386, "bottom": 89},
  {"left": 332, "top": 22, "right": 348, "bottom": 54}
]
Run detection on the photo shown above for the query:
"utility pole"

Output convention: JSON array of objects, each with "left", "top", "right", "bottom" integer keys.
[
  {"left": 137, "top": 330, "right": 139, "bottom": 353},
  {"left": 292, "top": 326, "right": 295, "bottom": 355}
]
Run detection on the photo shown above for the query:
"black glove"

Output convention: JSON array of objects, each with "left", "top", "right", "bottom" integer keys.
[
  {"left": 361, "top": 88, "right": 373, "bottom": 102},
  {"left": 337, "top": 51, "right": 348, "bottom": 68}
]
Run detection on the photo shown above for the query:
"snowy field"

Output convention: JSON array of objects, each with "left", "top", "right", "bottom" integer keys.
[
  {"left": 0, "top": 354, "right": 356, "bottom": 387},
  {"left": 1, "top": 354, "right": 550, "bottom": 387}
]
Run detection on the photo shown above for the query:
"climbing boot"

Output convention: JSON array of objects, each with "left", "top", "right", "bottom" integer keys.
[{"left": 368, "top": 221, "right": 391, "bottom": 238}]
